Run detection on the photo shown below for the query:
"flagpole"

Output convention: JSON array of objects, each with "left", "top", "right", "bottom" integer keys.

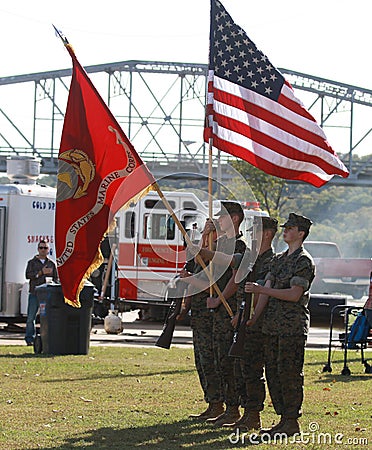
[{"left": 208, "top": 137, "right": 215, "bottom": 298}]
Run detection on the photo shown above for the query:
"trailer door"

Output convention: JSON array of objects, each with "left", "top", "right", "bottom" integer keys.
[{"left": 0, "top": 207, "right": 5, "bottom": 310}]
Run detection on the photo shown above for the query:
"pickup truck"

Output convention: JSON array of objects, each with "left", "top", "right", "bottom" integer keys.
[{"left": 303, "top": 241, "right": 372, "bottom": 299}]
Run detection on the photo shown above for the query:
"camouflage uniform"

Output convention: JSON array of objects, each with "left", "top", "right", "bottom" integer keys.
[
  {"left": 262, "top": 246, "right": 315, "bottom": 419},
  {"left": 235, "top": 247, "right": 274, "bottom": 411},
  {"left": 209, "top": 234, "right": 246, "bottom": 407},
  {"left": 189, "top": 200, "right": 246, "bottom": 411},
  {"left": 190, "top": 263, "right": 223, "bottom": 403}
]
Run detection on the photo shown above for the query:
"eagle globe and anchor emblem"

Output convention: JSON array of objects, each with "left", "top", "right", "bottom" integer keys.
[{"left": 57, "top": 149, "right": 95, "bottom": 202}]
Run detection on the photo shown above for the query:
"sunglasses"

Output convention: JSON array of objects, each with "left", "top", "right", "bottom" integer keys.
[{"left": 38, "top": 246, "right": 49, "bottom": 250}]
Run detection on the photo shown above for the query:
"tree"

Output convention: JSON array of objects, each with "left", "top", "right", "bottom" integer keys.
[{"left": 230, "top": 160, "right": 291, "bottom": 222}]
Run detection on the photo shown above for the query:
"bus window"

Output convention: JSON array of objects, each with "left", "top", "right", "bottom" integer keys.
[
  {"left": 166, "top": 216, "right": 175, "bottom": 240},
  {"left": 124, "top": 211, "right": 135, "bottom": 238},
  {"left": 143, "top": 213, "right": 175, "bottom": 240},
  {"left": 183, "top": 201, "right": 197, "bottom": 210},
  {"left": 144, "top": 199, "right": 176, "bottom": 209},
  {"left": 183, "top": 215, "right": 202, "bottom": 243}
]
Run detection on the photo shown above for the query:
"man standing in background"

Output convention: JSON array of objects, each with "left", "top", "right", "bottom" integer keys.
[{"left": 25, "top": 240, "right": 58, "bottom": 346}]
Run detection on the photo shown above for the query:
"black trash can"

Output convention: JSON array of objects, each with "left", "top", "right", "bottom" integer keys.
[{"left": 34, "top": 282, "right": 94, "bottom": 355}]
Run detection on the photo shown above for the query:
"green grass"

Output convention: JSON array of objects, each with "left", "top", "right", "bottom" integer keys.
[{"left": 0, "top": 346, "right": 371, "bottom": 449}]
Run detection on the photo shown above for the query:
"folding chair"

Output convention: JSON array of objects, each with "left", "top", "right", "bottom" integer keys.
[{"left": 323, "top": 305, "right": 372, "bottom": 375}]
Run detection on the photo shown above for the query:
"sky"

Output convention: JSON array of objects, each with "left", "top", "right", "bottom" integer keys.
[
  {"left": 1, "top": 0, "right": 371, "bottom": 88},
  {"left": 1, "top": 0, "right": 372, "bottom": 158}
]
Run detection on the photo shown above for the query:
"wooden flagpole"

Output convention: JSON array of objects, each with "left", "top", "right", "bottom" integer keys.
[
  {"left": 152, "top": 182, "right": 233, "bottom": 318},
  {"left": 208, "top": 137, "right": 214, "bottom": 297}
]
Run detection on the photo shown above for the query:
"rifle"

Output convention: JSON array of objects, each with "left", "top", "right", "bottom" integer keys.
[
  {"left": 228, "top": 229, "right": 258, "bottom": 358},
  {"left": 156, "top": 224, "right": 202, "bottom": 349},
  {"left": 155, "top": 278, "right": 187, "bottom": 349},
  {"left": 228, "top": 293, "right": 253, "bottom": 357}
]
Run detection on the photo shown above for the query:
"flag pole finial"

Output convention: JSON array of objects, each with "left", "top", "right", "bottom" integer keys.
[
  {"left": 53, "top": 25, "right": 69, "bottom": 44},
  {"left": 53, "top": 24, "right": 75, "bottom": 54}
]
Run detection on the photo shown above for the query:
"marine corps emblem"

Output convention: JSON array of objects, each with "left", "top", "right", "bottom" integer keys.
[{"left": 57, "top": 149, "right": 95, "bottom": 202}]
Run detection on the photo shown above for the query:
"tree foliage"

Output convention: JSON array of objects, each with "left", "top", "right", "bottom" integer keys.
[
  {"left": 230, "top": 160, "right": 289, "bottom": 223},
  {"left": 231, "top": 160, "right": 372, "bottom": 257}
]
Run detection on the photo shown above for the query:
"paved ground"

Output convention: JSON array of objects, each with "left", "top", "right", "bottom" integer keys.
[{"left": 0, "top": 309, "right": 347, "bottom": 349}]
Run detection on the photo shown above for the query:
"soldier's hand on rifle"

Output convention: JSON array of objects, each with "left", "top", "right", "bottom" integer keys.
[
  {"left": 198, "top": 247, "right": 214, "bottom": 261},
  {"left": 176, "top": 296, "right": 191, "bottom": 321},
  {"left": 245, "top": 282, "right": 262, "bottom": 294},
  {"left": 246, "top": 314, "right": 258, "bottom": 327},
  {"left": 246, "top": 318, "right": 255, "bottom": 327},
  {"left": 206, "top": 296, "right": 221, "bottom": 309},
  {"left": 231, "top": 312, "right": 240, "bottom": 328},
  {"left": 176, "top": 307, "right": 188, "bottom": 321},
  {"left": 179, "top": 268, "right": 192, "bottom": 279}
]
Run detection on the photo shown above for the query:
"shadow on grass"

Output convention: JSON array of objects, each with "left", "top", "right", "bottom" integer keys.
[
  {"left": 27, "top": 420, "right": 247, "bottom": 450},
  {"left": 306, "top": 354, "right": 371, "bottom": 368},
  {"left": 0, "top": 353, "right": 196, "bottom": 381},
  {"left": 315, "top": 370, "right": 372, "bottom": 383},
  {"left": 42, "top": 368, "right": 197, "bottom": 383},
  {"left": 309, "top": 351, "right": 372, "bottom": 380},
  {"left": 0, "top": 352, "right": 56, "bottom": 359}
]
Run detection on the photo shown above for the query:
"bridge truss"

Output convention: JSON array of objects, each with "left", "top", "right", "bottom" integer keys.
[{"left": 0, "top": 60, "right": 371, "bottom": 185}]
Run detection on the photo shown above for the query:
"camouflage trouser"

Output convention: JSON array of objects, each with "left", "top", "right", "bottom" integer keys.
[
  {"left": 237, "top": 330, "right": 266, "bottom": 411},
  {"left": 264, "top": 335, "right": 306, "bottom": 419},
  {"left": 212, "top": 308, "right": 240, "bottom": 406},
  {"left": 191, "top": 311, "right": 223, "bottom": 403}
]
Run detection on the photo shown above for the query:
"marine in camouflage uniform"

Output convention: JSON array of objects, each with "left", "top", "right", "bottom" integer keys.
[
  {"left": 176, "top": 255, "right": 222, "bottom": 408},
  {"left": 211, "top": 232, "right": 246, "bottom": 411},
  {"left": 232, "top": 217, "right": 278, "bottom": 430},
  {"left": 179, "top": 224, "right": 227, "bottom": 419},
  {"left": 201, "top": 202, "right": 247, "bottom": 426},
  {"left": 189, "top": 263, "right": 223, "bottom": 408},
  {"left": 245, "top": 213, "right": 315, "bottom": 436},
  {"left": 182, "top": 202, "right": 246, "bottom": 423},
  {"left": 263, "top": 247, "right": 314, "bottom": 418}
]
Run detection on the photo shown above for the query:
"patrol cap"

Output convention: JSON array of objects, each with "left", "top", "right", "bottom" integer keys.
[
  {"left": 280, "top": 213, "right": 313, "bottom": 232},
  {"left": 262, "top": 216, "right": 278, "bottom": 231},
  {"left": 215, "top": 201, "right": 244, "bottom": 218},
  {"left": 251, "top": 216, "right": 278, "bottom": 232}
]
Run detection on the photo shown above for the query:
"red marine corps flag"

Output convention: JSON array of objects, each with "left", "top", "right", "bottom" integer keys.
[
  {"left": 55, "top": 34, "right": 155, "bottom": 306},
  {"left": 205, "top": 0, "right": 349, "bottom": 187}
]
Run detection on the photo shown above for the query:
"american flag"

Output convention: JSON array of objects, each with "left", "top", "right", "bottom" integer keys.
[{"left": 204, "top": 0, "right": 349, "bottom": 187}]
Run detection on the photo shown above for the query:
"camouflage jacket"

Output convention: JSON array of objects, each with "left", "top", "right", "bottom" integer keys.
[
  {"left": 236, "top": 247, "right": 275, "bottom": 332},
  {"left": 190, "top": 234, "right": 246, "bottom": 314},
  {"left": 262, "top": 246, "right": 315, "bottom": 336}
]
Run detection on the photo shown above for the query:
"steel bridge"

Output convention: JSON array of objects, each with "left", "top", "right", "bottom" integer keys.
[{"left": 0, "top": 60, "right": 372, "bottom": 186}]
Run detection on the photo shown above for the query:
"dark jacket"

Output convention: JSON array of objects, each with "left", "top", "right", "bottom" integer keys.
[{"left": 25, "top": 256, "right": 58, "bottom": 294}]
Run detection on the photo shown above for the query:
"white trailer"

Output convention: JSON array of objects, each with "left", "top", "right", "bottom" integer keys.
[{"left": 0, "top": 158, "right": 56, "bottom": 318}]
